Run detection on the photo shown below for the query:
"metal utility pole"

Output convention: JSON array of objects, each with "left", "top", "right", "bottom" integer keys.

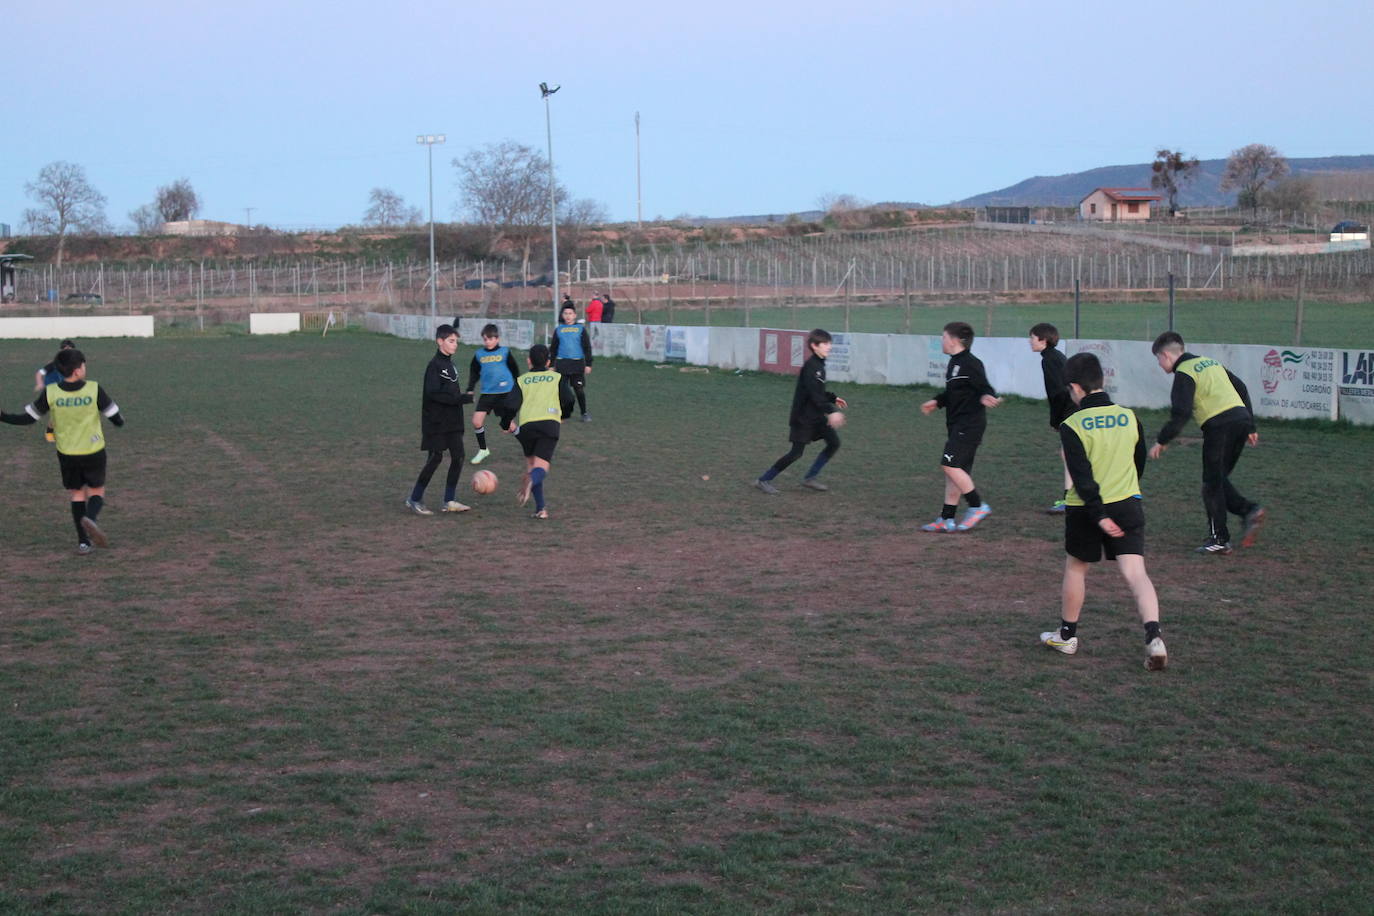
[
  {"left": 635, "top": 111, "right": 643, "bottom": 228},
  {"left": 416, "top": 134, "right": 446, "bottom": 322},
  {"left": 541, "top": 82, "right": 561, "bottom": 324},
  {"left": 244, "top": 207, "right": 255, "bottom": 229}
]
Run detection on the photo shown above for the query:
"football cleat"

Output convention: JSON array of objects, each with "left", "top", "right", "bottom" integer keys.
[
  {"left": 1240, "top": 506, "right": 1266, "bottom": 548},
  {"left": 441, "top": 501, "right": 471, "bottom": 513},
  {"left": 753, "top": 478, "right": 780, "bottom": 495},
  {"left": 76, "top": 541, "right": 93, "bottom": 556},
  {"left": 1046, "top": 499, "right": 1067, "bottom": 514},
  {"left": 920, "top": 518, "right": 956, "bottom": 533},
  {"left": 1145, "top": 637, "right": 1168, "bottom": 671},
  {"left": 800, "top": 478, "right": 829, "bottom": 491},
  {"left": 469, "top": 449, "right": 491, "bottom": 465},
  {"left": 1040, "top": 631, "right": 1079, "bottom": 655},
  {"left": 956, "top": 504, "right": 992, "bottom": 531},
  {"left": 1194, "top": 537, "right": 1233, "bottom": 555},
  {"left": 404, "top": 498, "right": 433, "bottom": 516},
  {"left": 517, "top": 474, "right": 533, "bottom": 507}
]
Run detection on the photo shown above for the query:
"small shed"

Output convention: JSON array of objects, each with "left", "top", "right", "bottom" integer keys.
[
  {"left": 1, "top": 253, "right": 33, "bottom": 303},
  {"left": 1079, "top": 188, "right": 1161, "bottom": 222}
]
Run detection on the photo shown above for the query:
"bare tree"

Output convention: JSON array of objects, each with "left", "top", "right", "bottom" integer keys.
[
  {"left": 1221, "top": 144, "right": 1289, "bottom": 216},
  {"left": 23, "top": 161, "right": 108, "bottom": 271},
  {"left": 558, "top": 197, "right": 609, "bottom": 258},
  {"left": 453, "top": 140, "right": 567, "bottom": 275},
  {"left": 817, "top": 192, "right": 868, "bottom": 215},
  {"left": 129, "top": 204, "right": 163, "bottom": 235},
  {"left": 155, "top": 178, "right": 201, "bottom": 223},
  {"left": 1260, "top": 176, "right": 1318, "bottom": 217},
  {"left": 1150, "top": 149, "right": 1200, "bottom": 216},
  {"left": 363, "top": 187, "right": 422, "bottom": 228}
]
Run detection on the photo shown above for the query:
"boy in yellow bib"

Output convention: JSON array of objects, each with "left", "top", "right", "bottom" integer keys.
[
  {"left": 1148, "top": 331, "right": 1265, "bottom": 555},
  {"left": 506, "top": 344, "right": 575, "bottom": 519},
  {"left": 1040, "top": 352, "right": 1167, "bottom": 671},
  {"left": 2, "top": 348, "right": 125, "bottom": 554}
]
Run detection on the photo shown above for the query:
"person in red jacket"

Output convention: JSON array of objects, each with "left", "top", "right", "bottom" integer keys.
[{"left": 586, "top": 295, "right": 604, "bottom": 323}]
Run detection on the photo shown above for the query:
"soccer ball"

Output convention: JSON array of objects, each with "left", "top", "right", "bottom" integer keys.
[{"left": 472, "top": 469, "right": 498, "bottom": 494}]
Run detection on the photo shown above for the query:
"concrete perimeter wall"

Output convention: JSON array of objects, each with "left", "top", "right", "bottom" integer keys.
[
  {"left": 366, "top": 313, "right": 1369, "bottom": 425},
  {"left": 0, "top": 316, "right": 155, "bottom": 339}
]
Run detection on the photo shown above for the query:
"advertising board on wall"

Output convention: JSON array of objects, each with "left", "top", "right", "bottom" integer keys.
[{"left": 1339, "top": 349, "right": 1374, "bottom": 424}]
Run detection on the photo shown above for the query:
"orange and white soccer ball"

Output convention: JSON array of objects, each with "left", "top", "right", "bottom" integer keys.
[{"left": 472, "top": 469, "right": 498, "bottom": 494}]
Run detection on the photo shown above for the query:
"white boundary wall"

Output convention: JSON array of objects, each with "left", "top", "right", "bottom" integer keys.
[
  {"left": 0, "top": 316, "right": 154, "bottom": 339},
  {"left": 249, "top": 312, "right": 301, "bottom": 334},
  {"left": 365, "top": 316, "right": 1360, "bottom": 424}
]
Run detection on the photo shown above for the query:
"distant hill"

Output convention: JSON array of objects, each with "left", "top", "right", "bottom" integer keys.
[{"left": 957, "top": 154, "right": 1374, "bottom": 207}]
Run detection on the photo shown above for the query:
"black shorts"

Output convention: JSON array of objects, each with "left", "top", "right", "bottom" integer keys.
[
  {"left": 516, "top": 420, "right": 560, "bottom": 462},
  {"left": 940, "top": 426, "right": 984, "bottom": 471},
  {"left": 555, "top": 359, "right": 586, "bottom": 389},
  {"left": 1065, "top": 499, "right": 1146, "bottom": 562},
  {"left": 58, "top": 450, "right": 107, "bottom": 490},
  {"left": 420, "top": 430, "right": 465, "bottom": 454},
  {"left": 475, "top": 392, "right": 514, "bottom": 416}
]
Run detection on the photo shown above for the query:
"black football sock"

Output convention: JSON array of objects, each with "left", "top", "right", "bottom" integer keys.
[
  {"left": 86, "top": 495, "right": 104, "bottom": 521},
  {"left": 1144, "top": 621, "right": 1162, "bottom": 643},
  {"left": 1060, "top": 620, "right": 1077, "bottom": 640},
  {"left": 475, "top": 427, "right": 487, "bottom": 450},
  {"left": 941, "top": 504, "right": 957, "bottom": 520},
  {"left": 71, "top": 501, "right": 87, "bottom": 541},
  {"left": 965, "top": 489, "right": 982, "bottom": 508}
]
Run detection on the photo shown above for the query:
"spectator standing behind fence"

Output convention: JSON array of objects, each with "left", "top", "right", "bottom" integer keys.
[
  {"left": 586, "top": 294, "right": 604, "bottom": 323},
  {"left": 601, "top": 294, "right": 616, "bottom": 323}
]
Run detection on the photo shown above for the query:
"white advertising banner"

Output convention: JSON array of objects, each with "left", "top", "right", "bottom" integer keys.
[
  {"left": 459, "top": 318, "right": 534, "bottom": 350},
  {"left": 706, "top": 327, "right": 763, "bottom": 371},
  {"left": 1338, "top": 349, "right": 1374, "bottom": 424},
  {"left": 1210, "top": 344, "right": 1336, "bottom": 421},
  {"left": 1065, "top": 339, "right": 1166, "bottom": 408}
]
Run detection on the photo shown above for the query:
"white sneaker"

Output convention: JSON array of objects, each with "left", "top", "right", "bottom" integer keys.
[
  {"left": 404, "top": 498, "right": 433, "bottom": 516},
  {"left": 470, "top": 449, "right": 491, "bottom": 465},
  {"left": 1145, "top": 637, "right": 1168, "bottom": 671},
  {"left": 1040, "top": 631, "right": 1079, "bottom": 655},
  {"left": 441, "top": 501, "right": 471, "bottom": 513}
]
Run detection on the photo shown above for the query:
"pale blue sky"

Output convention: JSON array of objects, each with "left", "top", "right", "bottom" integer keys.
[{"left": 5, "top": 0, "right": 1372, "bottom": 231}]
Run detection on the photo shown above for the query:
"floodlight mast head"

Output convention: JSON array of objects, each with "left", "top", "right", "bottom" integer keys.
[{"left": 540, "top": 82, "right": 560, "bottom": 98}]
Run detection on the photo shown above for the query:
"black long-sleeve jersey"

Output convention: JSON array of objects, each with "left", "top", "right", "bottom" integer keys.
[
  {"left": 789, "top": 353, "right": 839, "bottom": 432},
  {"left": 933, "top": 349, "right": 996, "bottom": 430},
  {"left": 420, "top": 349, "right": 472, "bottom": 437},
  {"left": 1040, "top": 345, "right": 1074, "bottom": 428}
]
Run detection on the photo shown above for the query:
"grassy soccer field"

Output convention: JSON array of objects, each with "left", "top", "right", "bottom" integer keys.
[
  {"left": 625, "top": 297, "right": 1374, "bottom": 347},
  {"left": 2, "top": 331, "right": 1371, "bottom": 912}
]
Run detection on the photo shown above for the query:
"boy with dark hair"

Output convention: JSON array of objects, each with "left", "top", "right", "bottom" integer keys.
[
  {"left": 507, "top": 343, "right": 575, "bottom": 519},
  {"left": 465, "top": 322, "right": 522, "bottom": 465},
  {"left": 1041, "top": 352, "right": 1167, "bottom": 670},
  {"left": 601, "top": 293, "right": 617, "bottom": 323},
  {"left": 33, "top": 338, "right": 76, "bottom": 443},
  {"left": 753, "top": 328, "right": 848, "bottom": 494},
  {"left": 550, "top": 304, "right": 593, "bottom": 421},
  {"left": 920, "top": 321, "right": 1000, "bottom": 531},
  {"left": 405, "top": 324, "right": 474, "bottom": 515},
  {"left": 3, "top": 348, "right": 125, "bottom": 554},
  {"left": 1148, "top": 331, "right": 1265, "bottom": 555},
  {"left": 1029, "top": 322, "right": 1075, "bottom": 513}
]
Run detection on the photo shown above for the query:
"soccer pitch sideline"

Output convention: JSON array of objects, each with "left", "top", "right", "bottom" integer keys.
[{"left": 1, "top": 330, "right": 1371, "bottom": 912}]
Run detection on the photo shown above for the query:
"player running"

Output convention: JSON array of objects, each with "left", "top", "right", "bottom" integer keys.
[
  {"left": 2, "top": 347, "right": 125, "bottom": 554},
  {"left": 507, "top": 344, "right": 575, "bottom": 519},
  {"left": 465, "top": 323, "right": 522, "bottom": 465}
]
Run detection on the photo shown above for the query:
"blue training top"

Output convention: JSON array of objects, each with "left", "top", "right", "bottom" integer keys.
[
  {"left": 477, "top": 345, "right": 515, "bottom": 393},
  {"left": 554, "top": 324, "right": 585, "bottom": 360}
]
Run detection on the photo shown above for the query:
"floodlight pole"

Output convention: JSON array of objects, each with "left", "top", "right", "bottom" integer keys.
[
  {"left": 417, "top": 133, "right": 446, "bottom": 322},
  {"left": 635, "top": 111, "right": 643, "bottom": 229},
  {"left": 541, "top": 82, "right": 561, "bottom": 325}
]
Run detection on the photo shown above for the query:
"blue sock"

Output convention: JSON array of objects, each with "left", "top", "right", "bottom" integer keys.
[
  {"left": 804, "top": 453, "right": 831, "bottom": 480},
  {"left": 759, "top": 467, "right": 779, "bottom": 482},
  {"left": 410, "top": 484, "right": 426, "bottom": 502},
  {"left": 444, "top": 485, "right": 456, "bottom": 503},
  {"left": 531, "top": 468, "right": 547, "bottom": 511}
]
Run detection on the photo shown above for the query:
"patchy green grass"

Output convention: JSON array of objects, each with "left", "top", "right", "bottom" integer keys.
[
  {"left": 0, "top": 330, "right": 1370, "bottom": 912},
  {"left": 620, "top": 297, "right": 1374, "bottom": 347}
]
